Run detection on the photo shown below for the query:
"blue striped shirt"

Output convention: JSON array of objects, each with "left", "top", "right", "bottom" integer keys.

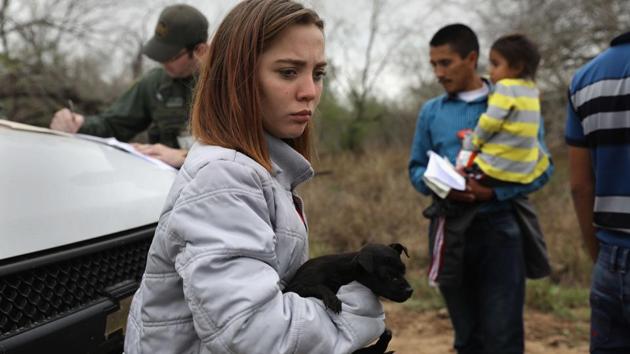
[
  {"left": 409, "top": 84, "right": 553, "bottom": 210},
  {"left": 565, "top": 32, "right": 630, "bottom": 247}
]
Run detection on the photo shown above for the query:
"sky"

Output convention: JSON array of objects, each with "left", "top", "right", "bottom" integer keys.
[
  {"left": 134, "top": 0, "right": 479, "bottom": 101},
  {"left": 4, "top": 0, "right": 480, "bottom": 101}
]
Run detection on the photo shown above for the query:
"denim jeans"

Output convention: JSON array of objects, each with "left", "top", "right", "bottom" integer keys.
[
  {"left": 439, "top": 210, "right": 525, "bottom": 354},
  {"left": 590, "top": 243, "right": 630, "bottom": 353}
]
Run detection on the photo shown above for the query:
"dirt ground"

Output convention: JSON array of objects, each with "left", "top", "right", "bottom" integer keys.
[{"left": 383, "top": 304, "right": 590, "bottom": 354}]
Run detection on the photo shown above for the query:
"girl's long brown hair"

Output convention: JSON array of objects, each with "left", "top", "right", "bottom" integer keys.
[{"left": 191, "top": 0, "right": 324, "bottom": 171}]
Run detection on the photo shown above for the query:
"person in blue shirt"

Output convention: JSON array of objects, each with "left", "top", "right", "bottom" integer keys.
[
  {"left": 566, "top": 31, "right": 630, "bottom": 354},
  {"left": 408, "top": 24, "right": 553, "bottom": 354}
]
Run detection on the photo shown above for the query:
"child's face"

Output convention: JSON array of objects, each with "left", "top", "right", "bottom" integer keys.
[{"left": 488, "top": 49, "right": 522, "bottom": 83}]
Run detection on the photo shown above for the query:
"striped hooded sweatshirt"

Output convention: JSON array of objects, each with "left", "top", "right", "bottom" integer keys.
[{"left": 471, "top": 78, "right": 550, "bottom": 183}]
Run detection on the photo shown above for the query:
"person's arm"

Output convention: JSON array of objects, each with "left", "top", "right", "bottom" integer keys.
[
  {"left": 471, "top": 81, "right": 513, "bottom": 149},
  {"left": 408, "top": 99, "right": 492, "bottom": 203},
  {"left": 568, "top": 146, "right": 597, "bottom": 262},
  {"left": 79, "top": 74, "right": 153, "bottom": 141},
  {"left": 408, "top": 101, "right": 434, "bottom": 195},
  {"left": 172, "top": 161, "right": 384, "bottom": 353},
  {"left": 492, "top": 113, "right": 553, "bottom": 201},
  {"left": 565, "top": 83, "right": 598, "bottom": 262}
]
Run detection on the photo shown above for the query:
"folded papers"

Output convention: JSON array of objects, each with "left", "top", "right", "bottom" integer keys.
[{"left": 423, "top": 151, "right": 466, "bottom": 198}]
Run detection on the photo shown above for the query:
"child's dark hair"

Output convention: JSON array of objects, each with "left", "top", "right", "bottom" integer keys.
[{"left": 491, "top": 33, "right": 540, "bottom": 80}]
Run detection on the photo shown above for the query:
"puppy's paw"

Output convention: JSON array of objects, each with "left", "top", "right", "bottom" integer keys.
[{"left": 323, "top": 296, "right": 342, "bottom": 313}]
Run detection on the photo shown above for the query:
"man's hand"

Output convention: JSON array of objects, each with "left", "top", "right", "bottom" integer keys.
[
  {"left": 132, "top": 143, "right": 187, "bottom": 168},
  {"left": 446, "top": 177, "right": 495, "bottom": 203},
  {"left": 50, "top": 108, "right": 84, "bottom": 133},
  {"left": 446, "top": 189, "right": 476, "bottom": 203},
  {"left": 467, "top": 178, "right": 495, "bottom": 201}
]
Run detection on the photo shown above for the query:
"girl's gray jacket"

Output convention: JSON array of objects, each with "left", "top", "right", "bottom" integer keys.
[{"left": 124, "top": 135, "right": 385, "bottom": 354}]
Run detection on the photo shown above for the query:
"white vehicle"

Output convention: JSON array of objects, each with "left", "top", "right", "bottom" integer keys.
[{"left": 0, "top": 120, "right": 176, "bottom": 354}]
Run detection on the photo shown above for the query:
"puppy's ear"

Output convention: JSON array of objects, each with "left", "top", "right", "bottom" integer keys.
[
  {"left": 389, "top": 243, "right": 409, "bottom": 258},
  {"left": 355, "top": 251, "right": 374, "bottom": 273}
]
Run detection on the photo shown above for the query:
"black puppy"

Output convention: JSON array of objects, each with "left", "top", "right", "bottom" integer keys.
[
  {"left": 284, "top": 243, "right": 413, "bottom": 354},
  {"left": 285, "top": 243, "right": 413, "bottom": 312}
]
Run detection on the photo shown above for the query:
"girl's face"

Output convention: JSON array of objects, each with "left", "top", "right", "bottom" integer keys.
[
  {"left": 258, "top": 24, "right": 326, "bottom": 139},
  {"left": 488, "top": 49, "right": 522, "bottom": 83}
]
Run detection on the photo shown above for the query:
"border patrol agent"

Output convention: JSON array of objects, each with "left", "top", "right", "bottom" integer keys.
[{"left": 50, "top": 4, "right": 209, "bottom": 168}]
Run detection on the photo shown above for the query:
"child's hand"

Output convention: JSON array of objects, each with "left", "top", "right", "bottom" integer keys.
[{"left": 456, "top": 129, "right": 473, "bottom": 140}]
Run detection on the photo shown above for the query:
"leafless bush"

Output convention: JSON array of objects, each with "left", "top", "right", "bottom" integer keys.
[{"left": 0, "top": 0, "right": 154, "bottom": 124}]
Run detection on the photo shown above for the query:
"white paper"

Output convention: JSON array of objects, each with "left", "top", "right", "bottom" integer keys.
[
  {"left": 0, "top": 119, "right": 72, "bottom": 137},
  {"left": 423, "top": 175, "right": 450, "bottom": 199},
  {"left": 75, "top": 134, "right": 177, "bottom": 171},
  {"left": 424, "top": 151, "right": 466, "bottom": 191}
]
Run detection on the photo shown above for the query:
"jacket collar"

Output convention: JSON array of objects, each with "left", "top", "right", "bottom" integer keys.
[
  {"left": 266, "top": 134, "right": 314, "bottom": 190},
  {"left": 442, "top": 77, "right": 492, "bottom": 103},
  {"left": 158, "top": 68, "right": 197, "bottom": 92},
  {"left": 611, "top": 32, "right": 630, "bottom": 47}
]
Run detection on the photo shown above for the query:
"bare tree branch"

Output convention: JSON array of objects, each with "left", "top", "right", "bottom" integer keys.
[
  {"left": 0, "top": 0, "right": 149, "bottom": 124},
  {"left": 0, "top": 0, "right": 10, "bottom": 57}
]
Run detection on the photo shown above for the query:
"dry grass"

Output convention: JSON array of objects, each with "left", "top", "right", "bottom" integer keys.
[
  {"left": 299, "top": 145, "right": 592, "bottom": 288},
  {"left": 528, "top": 148, "right": 593, "bottom": 285},
  {"left": 299, "top": 148, "right": 430, "bottom": 265}
]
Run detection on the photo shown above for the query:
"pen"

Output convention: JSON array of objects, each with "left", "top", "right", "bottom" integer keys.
[{"left": 67, "top": 99, "right": 76, "bottom": 122}]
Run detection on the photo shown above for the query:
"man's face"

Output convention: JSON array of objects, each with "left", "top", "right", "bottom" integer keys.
[
  {"left": 162, "top": 49, "right": 199, "bottom": 78},
  {"left": 429, "top": 44, "right": 478, "bottom": 94}
]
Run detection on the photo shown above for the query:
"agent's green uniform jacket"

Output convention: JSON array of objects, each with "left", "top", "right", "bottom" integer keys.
[{"left": 79, "top": 67, "right": 194, "bottom": 148}]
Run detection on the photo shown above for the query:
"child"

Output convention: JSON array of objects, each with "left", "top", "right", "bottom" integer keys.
[{"left": 458, "top": 33, "right": 550, "bottom": 185}]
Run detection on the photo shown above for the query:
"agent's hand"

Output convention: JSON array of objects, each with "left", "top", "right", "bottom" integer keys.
[
  {"left": 132, "top": 143, "right": 187, "bottom": 168},
  {"left": 50, "top": 108, "right": 84, "bottom": 133},
  {"left": 446, "top": 177, "right": 495, "bottom": 203}
]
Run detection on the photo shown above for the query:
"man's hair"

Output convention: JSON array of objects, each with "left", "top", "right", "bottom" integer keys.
[
  {"left": 491, "top": 33, "right": 541, "bottom": 80},
  {"left": 430, "top": 24, "right": 479, "bottom": 60},
  {"left": 190, "top": 0, "right": 324, "bottom": 171}
]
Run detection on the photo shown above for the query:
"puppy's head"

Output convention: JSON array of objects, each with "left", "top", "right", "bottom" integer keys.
[{"left": 354, "top": 243, "right": 413, "bottom": 302}]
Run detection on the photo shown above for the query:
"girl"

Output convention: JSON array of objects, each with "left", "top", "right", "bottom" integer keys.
[
  {"left": 460, "top": 34, "right": 550, "bottom": 185},
  {"left": 124, "top": 1, "right": 385, "bottom": 353}
]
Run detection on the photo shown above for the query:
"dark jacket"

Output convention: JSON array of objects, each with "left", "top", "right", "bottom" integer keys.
[
  {"left": 424, "top": 196, "right": 550, "bottom": 286},
  {"left": 80, "top": 67, "right": 194, "bottom": 148}
]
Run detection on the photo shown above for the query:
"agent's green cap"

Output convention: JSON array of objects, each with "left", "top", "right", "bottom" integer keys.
[{"left": 143, "top": 4, "right": 208, "bottom": 63}]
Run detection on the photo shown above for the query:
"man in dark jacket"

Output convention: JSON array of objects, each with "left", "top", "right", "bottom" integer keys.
[{"left": 50, "top": 4, "right": 208, "bottom": 168}]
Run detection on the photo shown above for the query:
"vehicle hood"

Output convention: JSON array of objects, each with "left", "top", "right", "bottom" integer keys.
[{"left": 0, "top": 125, "right": 176, "bottom": 260}]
